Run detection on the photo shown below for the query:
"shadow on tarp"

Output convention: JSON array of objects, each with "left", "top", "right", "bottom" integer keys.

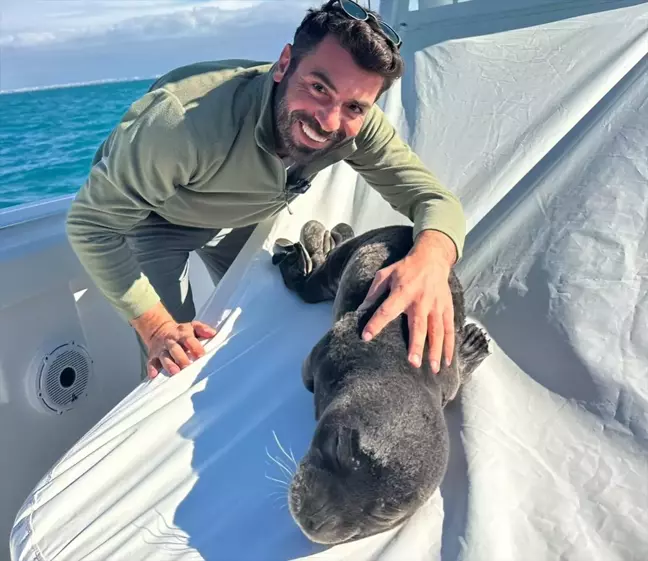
[{"left": 173, "top": 248, "right": 334, "bottom": 560}]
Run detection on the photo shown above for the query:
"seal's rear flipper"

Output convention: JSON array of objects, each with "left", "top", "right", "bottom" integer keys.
[
  {"left": 300, "top": 220, "right": 331, "bottom": 270},
  {"left": 299, "top": 221, "right": 355, "bottom": 270},
  {"left": 331, "top": 223, "right": 354, "bottom": 245},
  {"left": 458, "top": 323, "right": 491, "bottom": 383}
]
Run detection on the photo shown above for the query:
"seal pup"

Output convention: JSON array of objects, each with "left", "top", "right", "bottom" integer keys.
[{"left": 271, "top": 219, "right": 490, "bottom": 545}]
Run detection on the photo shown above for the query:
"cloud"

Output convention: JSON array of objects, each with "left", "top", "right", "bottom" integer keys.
[
  {"left": 0, "top": 0, "right": 320, "bottom": 90},
  {"left": 0, "top": 0, "right": 315, "bottom": 47}
]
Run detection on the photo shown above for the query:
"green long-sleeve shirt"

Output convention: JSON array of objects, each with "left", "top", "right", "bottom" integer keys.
[{"left": 66, "top": 59, "right": 466, "bottom": 322}]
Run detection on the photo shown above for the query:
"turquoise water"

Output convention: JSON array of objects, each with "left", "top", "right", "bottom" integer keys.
[{"left": 0, "top": 79, "right": 154, "bottom": 210}]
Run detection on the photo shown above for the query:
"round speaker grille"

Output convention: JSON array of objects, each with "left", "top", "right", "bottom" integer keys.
[{"left": 37, "top": 342, "right": 93, "bottom": 414}]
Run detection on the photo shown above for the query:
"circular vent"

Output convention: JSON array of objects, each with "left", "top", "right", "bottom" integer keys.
[{"left": 35, "top": 342, "right": 93, "bottom": 414}]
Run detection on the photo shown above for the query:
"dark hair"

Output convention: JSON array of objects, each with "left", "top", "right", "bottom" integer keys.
[{"left": 290, "top": 0, "right": 405, "bottom": 96}]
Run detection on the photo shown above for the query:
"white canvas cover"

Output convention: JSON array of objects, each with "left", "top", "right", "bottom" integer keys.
[{"left": 10, "top": 2, "right": 648, "bottom": 560}]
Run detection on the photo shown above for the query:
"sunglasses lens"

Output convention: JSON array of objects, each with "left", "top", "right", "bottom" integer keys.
[
  {"left": 336, "top": 1, "right": 402, "bottom": 48},
  {"left": 380, "top": 22, "right": 401, "bottom": 47},
  {"left": 339, "top": 0, "right": 368, "bottom": 20}
]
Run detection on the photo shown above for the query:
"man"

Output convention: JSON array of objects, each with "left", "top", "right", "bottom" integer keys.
[{"left": 66, "top": 0, "right": 466, "bottom": 380}]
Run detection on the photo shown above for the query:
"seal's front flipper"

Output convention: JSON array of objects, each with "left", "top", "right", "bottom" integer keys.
[
  {"left": 439, "top": 360, "right": 462, "bottom": 407},
  {"left": 439, "top": 324, "right": 490, "bottom": 406},
  {"left": 458, "top": 323, "right": 491, "bottom": 384}
]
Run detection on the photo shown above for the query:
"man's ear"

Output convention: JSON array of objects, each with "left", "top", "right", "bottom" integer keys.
[{"left": 273, "top": 44, "right": 293, "bottom": 82}]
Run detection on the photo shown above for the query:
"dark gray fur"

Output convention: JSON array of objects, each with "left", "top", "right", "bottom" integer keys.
[{"left": 271, "top": 220, "right": 490, "bottom": 545}]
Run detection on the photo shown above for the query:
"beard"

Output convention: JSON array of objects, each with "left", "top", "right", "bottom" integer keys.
[{"left": 273, "top": 75, "right": 347, "bottom": 164}]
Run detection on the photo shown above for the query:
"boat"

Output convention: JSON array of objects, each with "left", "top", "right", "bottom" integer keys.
[{"left": 3, "top": 1, "right": 648, "bottom": 559}]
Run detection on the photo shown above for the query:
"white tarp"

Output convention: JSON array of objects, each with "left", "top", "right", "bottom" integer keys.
[{"left": 10, "top": 2, "right": 648, "bottom": 560}]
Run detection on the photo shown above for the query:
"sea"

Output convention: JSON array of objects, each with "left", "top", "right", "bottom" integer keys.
[{"left": 0, "top": 79, "right": 156, "bottom": 210}]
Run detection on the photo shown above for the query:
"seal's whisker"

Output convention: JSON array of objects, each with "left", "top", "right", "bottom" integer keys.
[
  {"left": 266, "top": 445, "right": 293, "bottom": 474},
  {"left": 266, "top": 484, "right": 289, "bottom": 510},
  {"left": 264, "top": 473, "right": 290, "bottom": 487},
  {"left": 288, "top": 447, "right": 297, "bottom": 468},
  {"left": 273, "top": 454, "right": 295, "bottom": 478},
  {"left": 273, "top": 495, "right": 289, "bottom": 506},
  {"left": 271, "top": 496, "right": 289, "bottom": 511},
  {"left": 265, "top": 446, "right": 295, "bottom": 479},
  {"left": 272, "top": 430, "right": 299, "bottom": 469},
  {"left": 265, "top": 474, "right": 288, "bottom": 486},
  {"left": 264, "top": 458, "right": 292, "bottom": 475},
  {"left": 270, "top": 494, "right": 289, "bottom": 510},
  {"left": 266, "top": 450, "right": 292, "bottom": 479}
]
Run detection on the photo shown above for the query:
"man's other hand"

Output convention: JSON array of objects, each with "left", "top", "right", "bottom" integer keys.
[{"left": 131, "top": 302, "right": 217, "bottom": 379}]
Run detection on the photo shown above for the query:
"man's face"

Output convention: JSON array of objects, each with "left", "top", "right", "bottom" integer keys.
[{"left": 272, "top": 34, "right": 385, "bottom": 163}]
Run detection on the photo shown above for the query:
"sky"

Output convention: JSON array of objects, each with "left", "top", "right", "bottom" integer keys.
[{"left": 0, "top": 0, "right": 322, "bottom": 91}]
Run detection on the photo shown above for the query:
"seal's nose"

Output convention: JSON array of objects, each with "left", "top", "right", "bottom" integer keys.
[
  {"left": 306, "top": 514, "right": 359, "bottom": 545},
  {"left": 304, "top": 513, "right": 338, "bottom": 536}
]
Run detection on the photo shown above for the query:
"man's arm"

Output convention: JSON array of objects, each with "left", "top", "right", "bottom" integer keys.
[
  {"left": 66, "top": 87, "right": 218, "bottom": 378},
  {"left": 66, "top": 88, "right": 197, "bottom": 322},
  {"left": 346, "top": 105, "right": 466, "bottom": 373},
  {"left": 345, "top": 104, "right": 466, "bottom": 260}
]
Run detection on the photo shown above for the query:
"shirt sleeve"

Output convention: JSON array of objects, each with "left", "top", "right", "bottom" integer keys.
[
  {"left": 345, "top": 105, "right": 466, "bottom": 260},
  {"left": 65, "top": 88, "right": 199, "bottom": 321}
]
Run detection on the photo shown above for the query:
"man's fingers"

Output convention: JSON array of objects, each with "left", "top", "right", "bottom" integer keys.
[
  {"left": 407, "top": 309, "right": 427, "bottom": 368},
  {"left": 358, "top": 269, "right": 391, "bottom": 312},
  {"left": 427, "top": 311, "right": 444, "bottom": 374},
  {"left": 183, "top": 335, "right": 206, "bottom": 360},
  {"left": 443, "top": 307, "right": 455, "bottom": 366},
  {"left": 166, "top": 340, "right": 192, "bottom": 370},
  {"left": 160, "top": 350, "right": 181, "bottom": 375},
  {"left": 144, "top": 320, "right": 217, "bottom": 381},
  {"left": 192, "top": 321, "right": 217, "bottom": 339},
  {"left": 147, "top": 358, "right": 161, "bottom": 380},
  {"left": 363, "top": 293, "right": 404, "bottom": 342}
]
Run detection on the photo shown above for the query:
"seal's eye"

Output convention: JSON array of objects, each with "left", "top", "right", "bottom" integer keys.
[
  {"left": 337, "top": 426, "right": 362, "bottom": 472},
  {"left": 323, "top": 428, "right": 342, "bottom": 471},
  {"left": 313, "top": 424, "right": 341, "bottom": 472},
  {"left": 314, "top": 425, "right": 361, "bottom": 474}
]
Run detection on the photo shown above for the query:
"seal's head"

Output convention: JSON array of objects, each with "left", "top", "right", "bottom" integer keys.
[{"left": 288, "top": 372, "right": 449, "bottom": 544}]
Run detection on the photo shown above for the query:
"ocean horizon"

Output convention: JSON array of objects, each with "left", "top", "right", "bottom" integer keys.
[
  {"left": 0, "top": 75, "right": 159, "bottom": 95},
  {"left": 0, "top": 77, "right": 157, "bottom": 210}
]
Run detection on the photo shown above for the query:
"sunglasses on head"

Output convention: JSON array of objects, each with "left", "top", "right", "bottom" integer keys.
[{"left": 333, "top": 0, "right": 403, "bottom": 49}]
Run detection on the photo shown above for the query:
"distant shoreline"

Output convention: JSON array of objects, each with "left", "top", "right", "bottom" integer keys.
[{"left": 0, "top": 75, "right": 159, "bottom": 95}]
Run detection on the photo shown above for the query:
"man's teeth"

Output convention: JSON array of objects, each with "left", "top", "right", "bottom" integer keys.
[{"left": 301, "top": 122, "right": 327, "bottom": 143}]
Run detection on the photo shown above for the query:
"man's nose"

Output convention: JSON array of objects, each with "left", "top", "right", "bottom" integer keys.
[{"left": 316, "top": 105, "right": 341, "bottom": 133}]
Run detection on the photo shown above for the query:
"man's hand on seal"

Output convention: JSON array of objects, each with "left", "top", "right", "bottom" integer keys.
[{"left": 358, "top": 230, "right": 457, "bottom": 374}]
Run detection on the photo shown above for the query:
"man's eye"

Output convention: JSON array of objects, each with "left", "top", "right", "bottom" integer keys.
[
  {"left": 312, "top": 83, "right": 325, "bottom": 93},
  {"left": 349, "top": 104, "right": 364, "bottom": 115}
]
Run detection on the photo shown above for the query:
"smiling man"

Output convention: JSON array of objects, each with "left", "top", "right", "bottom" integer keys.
[{"left": 66, "top": 0, "right": 466, "bottom": 380}]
